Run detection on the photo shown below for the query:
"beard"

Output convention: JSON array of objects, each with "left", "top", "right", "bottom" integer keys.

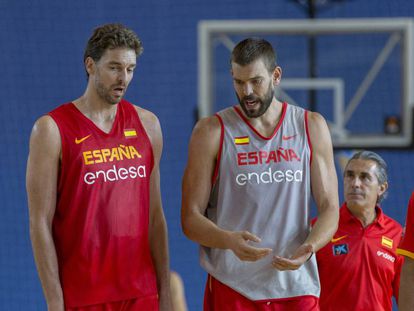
[
  {"left": 237, "top": 82, "right": 274, "bottom": 118},
  {"left": 94, "top": 75, "right": 124, "bottom": 105}
]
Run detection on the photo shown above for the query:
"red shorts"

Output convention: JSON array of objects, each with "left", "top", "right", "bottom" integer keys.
[
  {"left": 66, "top": 295, "right": 159, "bottom": 311},
  {"left": 204, "top": 275, "right": 319, "bottom": 311}
]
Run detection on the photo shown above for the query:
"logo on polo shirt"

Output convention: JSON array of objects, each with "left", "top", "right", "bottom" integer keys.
[
  {"left": 333, "top": 244, "right": 349, "bottom": 256},
  {"left": 377, "top": 250, "right": 395, "bottom": 263}
]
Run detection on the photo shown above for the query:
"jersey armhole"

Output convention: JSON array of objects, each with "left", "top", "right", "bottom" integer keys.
[
  {"left": 131, "top": 104, "right": 155, "bottom": 173},
  {"left": 304, "top": 110, "right": 313, "bottom": 166},
  {"left": 211, "top": 114, "right": 224, "bottom": 186},
  {"left": 47, "top": 113, "right": 64, "bottom": 184}
]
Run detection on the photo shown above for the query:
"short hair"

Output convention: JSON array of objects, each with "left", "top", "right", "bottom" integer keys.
[
  {"left": 345, "top": 150, "right": 388, "bottom": 203},
  {"left": 83, "top": 23, "right": 143, "bottom": 77},
  {"left": 230, "top": 38, "right": 277, "bottom": 73}
]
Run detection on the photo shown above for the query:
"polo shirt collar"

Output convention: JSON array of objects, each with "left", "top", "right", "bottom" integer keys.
[{"left": 341, "top": 203, "right": 386, "bottom": 229}]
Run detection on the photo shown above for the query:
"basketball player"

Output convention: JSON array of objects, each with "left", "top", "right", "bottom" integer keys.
[
  {"left": 181, "top": 38, "right": 339, "bottom": 310},
  {"left": 26, "top": 24, "right": 171, "bottom": 310},
  {"left": 397, "top": 192, "right": 414, "bottom": 311},
  {"left": 315, "top": 151, "right": 403, "bottom": 311}
]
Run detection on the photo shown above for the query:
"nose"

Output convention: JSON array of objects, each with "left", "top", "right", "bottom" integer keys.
[
  {"left": 351, "top": 177, "right": 362, "bottom": 188},
  {"left": 242, "top": 83, "right": 253, "bottom": 96},
  {"left": 117, "top": 69, "right": 128, "bottom": 83}
]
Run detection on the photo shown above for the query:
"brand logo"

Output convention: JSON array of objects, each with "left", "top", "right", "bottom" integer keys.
[
  {"left": 235, "top": 168, "right": 303, "bottom": 186},
  {"left": 331, "top": 235, "right": 348, "bottom": 243},
  {"left": 75, "top": 134, "right": 91, "bottom": 144},
  {"left": 84, "top": 164, "right": 147, "bottom": 185},
  {"left": 377, "top": 250, "right": 395, "bottom": 263},
  {"left": 282, "top": 134, "right": 297, "bottom": 141},
  {"left": 332, "top": 244, "right": 349, "bottom": 256}
]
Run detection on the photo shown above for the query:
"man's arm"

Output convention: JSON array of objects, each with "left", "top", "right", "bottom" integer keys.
[
  {"left": 26, "top": 116, "right": 64, "bottom": 311},
  {"left": 399, "top": 256, "right": 414, "bottom": 310},
  {"left": 273, "top": 112, "right": 339, "bottom": 270},
  {"left": 138, "top": 108, "right": 172, "bottom": 310},
  {"left": 181, "top": 117, "right": 272, "bottom": 262}
]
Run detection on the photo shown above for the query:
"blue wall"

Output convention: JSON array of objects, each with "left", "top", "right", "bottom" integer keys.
[{"left": 1, "top": 0, "right": 413, "bottom": 310}]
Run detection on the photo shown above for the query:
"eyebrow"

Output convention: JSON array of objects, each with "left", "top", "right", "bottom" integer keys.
[
  {"left": 233, "top": 76, "right": 263, "bottom": 82},
  {"left": 107, "top": 61, "right": 136, "bottom": 67}
]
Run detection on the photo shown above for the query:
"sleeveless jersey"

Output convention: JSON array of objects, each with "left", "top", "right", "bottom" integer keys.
[
  {"left": 49, "top": 99, "right": 157, "bottom": 308},
  {"left": 200, "top": 102, "right": 320, "bottom": 301}
]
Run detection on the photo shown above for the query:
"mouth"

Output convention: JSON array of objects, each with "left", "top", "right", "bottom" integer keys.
[
  {"left": 112, "top": 86, "right": 125, "bottom": 96},
  {"left": 244, "top": 99, "right": 259, "bottom": 108},
  {"left": 348, "top": 192, "right": 364, "bottom": 198}
]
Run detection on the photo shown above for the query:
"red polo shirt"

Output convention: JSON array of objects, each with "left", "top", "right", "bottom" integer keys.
[
  {"left": 314, "top": 204, "right": 403, "bottom": 311},
  {"left": 397, "top": 192, "right": 414, "bottom": 259}
]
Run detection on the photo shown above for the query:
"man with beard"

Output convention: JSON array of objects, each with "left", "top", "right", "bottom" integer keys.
[
  {"left": 26, "top": 24, "right": 171, "bottom": 311},
  {"left": 181, "top": 38, "right": 339, "bottom": 310}
]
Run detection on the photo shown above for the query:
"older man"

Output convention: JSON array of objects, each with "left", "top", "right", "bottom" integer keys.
[{"left": 315, "top": 150, "right": 403, "bottom": 311}]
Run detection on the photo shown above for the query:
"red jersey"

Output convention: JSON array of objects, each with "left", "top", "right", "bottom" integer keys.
[
  {"left": 49, "top": 100, "right": 157, "bottom": 308},
  {"left": 314, "top": 204, "right": 403, "bottom": 311},
  {"left": 397, "top": 192, "right": 414, "bottom": 259}
]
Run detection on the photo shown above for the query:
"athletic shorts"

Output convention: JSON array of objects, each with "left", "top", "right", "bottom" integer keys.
[
  {"left": 204, "top": 275, "right": 319, "bottom": 311},
  {"left": 66, "top": 295, "right": 159, "bottom": 311}
]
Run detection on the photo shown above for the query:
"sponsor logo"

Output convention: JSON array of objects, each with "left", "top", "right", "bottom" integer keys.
[
  {"left": 331, "top": 235, "right": 348, "bottom": 243},
  {"left": 377, "top": 250, "right": 395, "bottom": 263},
  {"left": 236, "top": 168, "right": 303, "bottom": 186},
  {"left": 83, "top": 145, "right": 142, "bottom": 165},
  {"left": 237, "top": 148, "right": 301, "bottom": 166},
  {"left": 124, "top": 129, "right": 137, "bottom": 138},
  {"left": 381, "top": 236, "right": 393, "bottom": 249},
  {"left": 234, "top": 136, "right": 250, "bottom": 145},
  {"left": 332, "top": 244, "right": 349, "bottom": 256},
  {"left": 75, "top": 134, "right": 91, "bottom": 144},
  {"left": 282, "top": 134, "right": 297, "bottom": 141},
  {"left": 84, "top": 164, "right": 147, "bottom": 185}
]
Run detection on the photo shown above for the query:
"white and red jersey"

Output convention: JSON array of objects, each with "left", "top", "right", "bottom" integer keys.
[
  {"left": 397, "top": 192, "right": 414, "bottom": 259},
  {"left": 315, "top": 204, "right": 403, "bottom": 311},
  {"left": 200, "top": 103, "right": 319, "bottom": 301},
  {"left": 49, "top": 100, "right": 157, "bottom": 308}
]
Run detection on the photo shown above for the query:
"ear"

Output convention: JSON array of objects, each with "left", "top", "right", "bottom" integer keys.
[
  {"left": 273, "top": 66, "right": 282, "bottom": 86},
  {"left": 85, "top": 57, "right": 96, "bottom": 77},
  {"left": 378, "top": 181, "right": 388, "bottom": 198}
]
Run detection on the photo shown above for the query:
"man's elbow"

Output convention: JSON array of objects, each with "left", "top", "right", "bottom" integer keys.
[{"left": 181, "top": 209, "right": 198, "bottom": 241}]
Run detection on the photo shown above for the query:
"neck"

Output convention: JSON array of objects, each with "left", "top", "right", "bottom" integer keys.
[
  {"left": 74, "top": 87, "right": 118, "bottom": 122},
  {"left": 347, "top": 203, "right": 377, "bottom": 227},
  {"left": 244, "top": 99, "right": 283, "bottom": 136}
]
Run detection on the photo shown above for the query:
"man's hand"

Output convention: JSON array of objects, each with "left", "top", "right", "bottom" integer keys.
[
  {"left": 272, "top": 244, "right": 314, "bottom": 270},
  {"left": 227, "top": 231, "right": 272, "bottom": 262}
]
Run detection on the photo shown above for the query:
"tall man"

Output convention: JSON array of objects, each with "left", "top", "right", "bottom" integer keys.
[
  {"left": 181, "top": 38, "right": 339, "bottom": 310},
  {"left": 315, "top": 151, "right": 403, "bottom": 311},
  {"left": 26, "top": 24, "right": 171, "bottom": 310},
  {"left": 397, "top": 192, "right": 414, "bottom": 311}
]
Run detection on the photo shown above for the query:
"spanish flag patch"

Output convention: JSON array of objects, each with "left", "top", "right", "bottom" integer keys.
[
  {"left": 381, "top": 236, "right": 393, "bottom": 249},
  {"left": 124, "top": 129, "right": 137, "bottom": 138},
  {"left": 234, "top": 136, "right": 250, "bottom": 145}
]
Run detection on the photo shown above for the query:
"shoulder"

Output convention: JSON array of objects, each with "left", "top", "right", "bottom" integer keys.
[
  {"left": 188, "top": 115, "right": 222, "bottom": 158},
  {"left": 382, "top": 213, "right": 403, "bottom": 231},
  {"left": 132, "top": 105, "right": 161, "bottom": 139},
  {"left": 307, "top": 111, "right": 328, "bottom": 130},
  {"left": 133, "top": 105, "right": 160, "bottom": 127},
  {"left": 31, "top": 115, "right": 60, "bottom": 139},
  {"left": 194, "top": 115, "right": 221, "bottom": 135},
  {"left": 29, "top": 115, "right": 61, "bottom": 155}
]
